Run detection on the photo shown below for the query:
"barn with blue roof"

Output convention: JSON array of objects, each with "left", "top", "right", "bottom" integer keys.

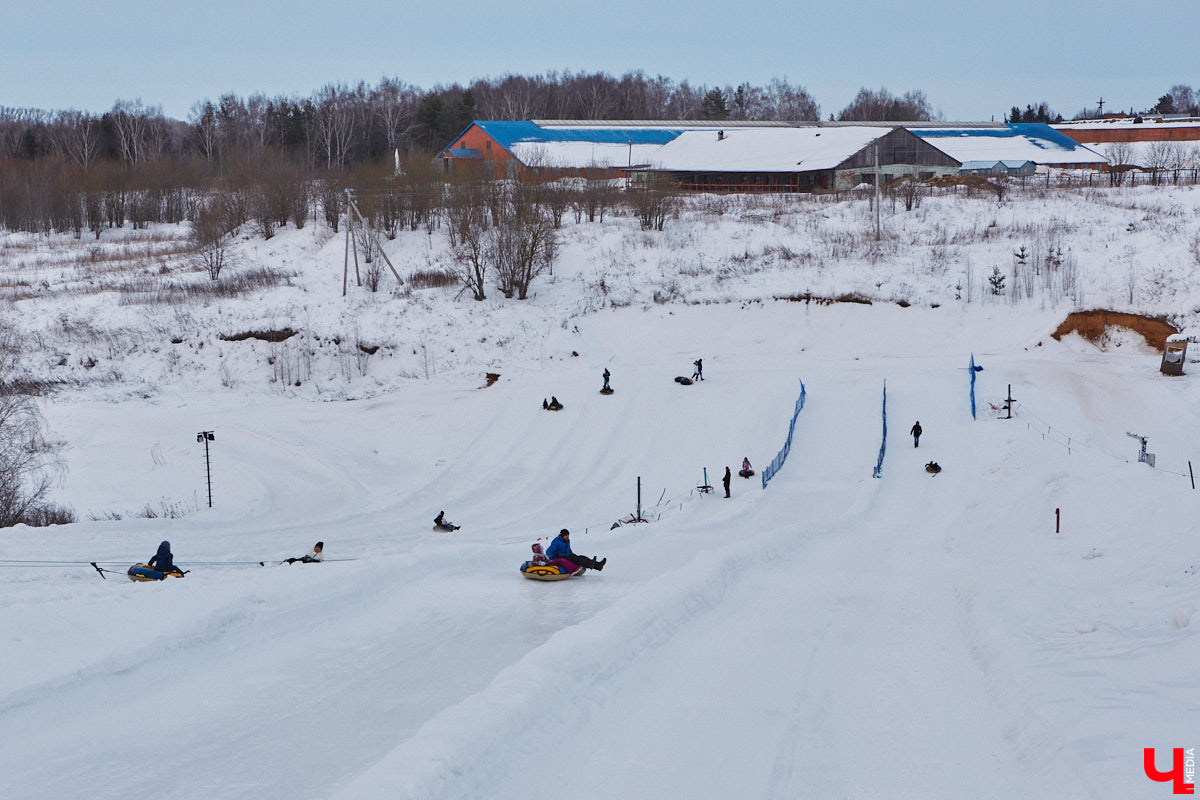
[
  {"left": 436, "top": 120, "right": 692, "bottom": 178},
  {"left": 914, "top": 124, "right": 1107, "bottom": 171}
]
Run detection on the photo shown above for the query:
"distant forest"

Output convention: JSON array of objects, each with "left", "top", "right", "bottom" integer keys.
[{"left": 0, "top": 71, "right": 1195, "bottom": 237}]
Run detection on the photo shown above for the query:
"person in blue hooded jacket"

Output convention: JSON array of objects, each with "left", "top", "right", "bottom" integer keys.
[
  {"left": 546, "top": 529, "right": 605, "bottom": 571},
  {"left": 147, "top": 540, "right": 179, "bottom": 574}
]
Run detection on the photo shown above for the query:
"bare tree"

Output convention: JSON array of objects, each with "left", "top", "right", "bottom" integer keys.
[
  {"left": 763, "top": 77, "right": 820, "bottom": 121},
  {"left": 493, "top": 184, "right": 557, "bottom": 299},
  {"left": 372, "top": 77, "right": 418, "bottom": 153},
  {"left": 190, "top": 196, "right": 239, "bottom": 279},
  {"left": 51, "top": 110, "right": 101, "bottom": 169},
  {"left": 109, "top": 98, "right": 161, "bottom": 164},
  {"left": 0, "top": 393, "right": 65, "bottom": 528},
  {"left": 1146, "top": 140, "right": 1182, "bottom": 184},
  {"left": 445, "top": 181, "right": 493, "bottom": 300},
  {"left": 190, "top": 100, "right": 220, "bottom": 163},
  {"left": 628, "top": 173, "right": 678, "bottom": 231},
  {"left": 1104, "top": 140, "right": 1136, "bottom": 185},
  {"left": 838, "top": 87, "right": 935, "bottom": 121}
]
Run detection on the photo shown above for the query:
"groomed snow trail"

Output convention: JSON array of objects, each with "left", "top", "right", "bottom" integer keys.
[{"left": 2, "top": 305, "right": 1196, "bottom": 799}]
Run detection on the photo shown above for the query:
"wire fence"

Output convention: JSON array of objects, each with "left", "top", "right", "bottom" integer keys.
[{"left": 762, "top": 380, "right": 807, "bottom": 488}]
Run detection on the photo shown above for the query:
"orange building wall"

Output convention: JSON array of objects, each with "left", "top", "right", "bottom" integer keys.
[
  {"left": 452, "top": 125, "right": 513, "bottom": 162},
  {"left": 1057, "top": 124, "right": 1200, "bottom": 144}
]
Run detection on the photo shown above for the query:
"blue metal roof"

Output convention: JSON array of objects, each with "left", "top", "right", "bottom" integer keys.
[
  {"left": 475, "top": 121, "right": 685, "bottom": 150},
  {"left": 918, "top": 123, "right": 1092, "bottom": 152}
]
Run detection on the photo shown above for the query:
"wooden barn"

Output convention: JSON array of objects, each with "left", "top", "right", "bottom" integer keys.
[
  {"left": 913, "top": 124, "right": 1108, "bottom": 171},
  {"left": 632, "top": 126, "right": 960, "bottom": 193},
  {"left": 436, "top": 121, "right": 693, "bottom": 179}
]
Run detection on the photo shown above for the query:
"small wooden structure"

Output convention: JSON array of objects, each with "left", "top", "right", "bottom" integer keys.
[{"left": 1161, "top": 334, "right": 1188, "bottom": 375}]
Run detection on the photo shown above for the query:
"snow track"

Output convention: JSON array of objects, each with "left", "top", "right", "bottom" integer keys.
[{"left": 3, "top": 304, "right": 1197, "bottom": 799}]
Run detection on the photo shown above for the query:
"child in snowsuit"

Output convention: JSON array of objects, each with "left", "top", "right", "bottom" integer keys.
[
  {"left": 530, "top": 542, "right": 550, "bottom": 566},
  {"left": 147, "top": 540, "right": 178, "bottom": 574},
  {"left": 602, "top": 368, "right": 611, "bottom": 390}
]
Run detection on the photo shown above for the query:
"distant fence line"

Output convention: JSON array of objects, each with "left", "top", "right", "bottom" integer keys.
[{"left": 762, "top": 380, "right": 806, "bottom": 489}]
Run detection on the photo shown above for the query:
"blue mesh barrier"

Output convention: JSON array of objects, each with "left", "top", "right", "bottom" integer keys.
[
  {"left": 969, "top": 353, "right": 977, "bottom": 419},
  {"left": 762, "top": 380, "right": 806, "bottom": 489},
  {"left": 872, "top": 380, "right": 888, "bottom": 479}
]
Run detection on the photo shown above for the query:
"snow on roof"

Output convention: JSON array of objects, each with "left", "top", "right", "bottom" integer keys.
[
  {"left": 915, "top": 124, "right": 1108, "bottom": 165},
  {"left": 647, "top": 127, "right": 889, "bottom": 173},
  {"left": 510, "top": 140, "right": 666, "bottom": 169},
  {"left": 1054, "top": 116, "right": 1200, "bottom": 130},
  {"left": 459, "top": 121, "right": 687, "bottom": 168}
]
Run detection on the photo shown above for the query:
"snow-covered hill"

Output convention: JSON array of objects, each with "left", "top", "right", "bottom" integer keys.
[{"left": 1, "top": 184, "right": 1198, "bottom": 798}]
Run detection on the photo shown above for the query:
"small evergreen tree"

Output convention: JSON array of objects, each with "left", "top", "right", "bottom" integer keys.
[{"left": 988, "top": 266, "right": 1006, "bottom": 295}]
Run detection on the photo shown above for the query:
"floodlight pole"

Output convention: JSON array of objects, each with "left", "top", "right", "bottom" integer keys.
[
  {"left": 197, "top": 431, "right": 215, "bottom": 507},
  {"left": 874, "top": 140, "right": 881, "bottom": 241}
]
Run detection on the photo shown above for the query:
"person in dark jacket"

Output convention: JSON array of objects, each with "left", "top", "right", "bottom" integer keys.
[
  {"left": 910, "top": 421, "right": 922, "bottom": 448},
  {"left": 147, "top": 540, "right": 178, "bottom": 574},
  {"left": 723, "top": 466, "right": 731, "bottom": 498},
  {"left": 285, "top": 542, "right": 324, "bottom": 564},
  {"left": 602, "top": 368, "right": 611, "bottom": 390},
  {"left": 691, "top": 359, "right": 704, "bottom": 381},
  {"left": 546, "top": 529, "right": 605, "bottom": 571}
]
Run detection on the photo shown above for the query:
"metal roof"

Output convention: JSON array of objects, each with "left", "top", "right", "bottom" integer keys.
[
  {"left": 914, "top": 124, "right": 1108, "bottom": 164},
  {"left": 474, "top": 121, "right": 685, "bottom": 149},
  {"left": 647, "top": 127, "right": 892, "bottom": 173}
]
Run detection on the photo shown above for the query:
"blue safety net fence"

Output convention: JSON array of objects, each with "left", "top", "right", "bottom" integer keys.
[
  {"left": 969, "top": 353, "right": 977, "bottom": 419},
  {"left": 762, "top": 380, "right": 806, "bottom": 489},
  {"left": 872, "top": 380, "right": 887, "bottom": 479}
]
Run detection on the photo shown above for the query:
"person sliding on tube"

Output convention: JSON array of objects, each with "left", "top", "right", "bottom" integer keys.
[
  {"left": 434, "top": 511, "right": 460, "bottom": 531},
  {"left": 546, "top": 529, "right": 605, "bottom": 571}
]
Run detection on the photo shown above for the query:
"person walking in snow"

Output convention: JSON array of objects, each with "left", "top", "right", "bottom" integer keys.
[
  {"left": 723, "top": 466, "right": 732, "bottom": 498},
  {"left": 546, "top": 529, "right": 605, "bottom": 571},
  {"left": 602, "top": 368, "right": 611, "bottom": 390},
  {"left": 147, "top": 540, "right": 179, "bottom": 574},
  {"left": 692, "top": 358, "right": 704, "bottom": 381},
  {"left": 910, "top": 421, "right": 922, "bottom": 448}
]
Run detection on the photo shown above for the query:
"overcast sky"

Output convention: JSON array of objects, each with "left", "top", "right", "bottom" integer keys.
[{"left": 3, "top": 0, "right": 1193, "bottom": 122}]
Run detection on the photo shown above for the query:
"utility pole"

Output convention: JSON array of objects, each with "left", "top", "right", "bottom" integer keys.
[
  {"left": 874, "top": 140, "right": 881, "bottom": 241},
  {"left": 196, "top": 431, "right": 215, "bottom": 508},
  {"left": 343, "top": 188, "right": 404, "bottom": 294},
  {"left": 1097, "top": 96, "right": 1105, "bottom": 116}
]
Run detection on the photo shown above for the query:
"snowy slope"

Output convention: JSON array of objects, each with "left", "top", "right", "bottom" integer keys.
[{"left": 1, "top": 301, "right": 1197, "bottom": 799}]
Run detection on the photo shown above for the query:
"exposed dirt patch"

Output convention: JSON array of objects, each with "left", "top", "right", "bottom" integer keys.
[
  {"left": 1051, "top": 310, "right": 1178, "bottom": 351},
  {"left": 219, "top": 328, "right": 298, "bottom": 343}
]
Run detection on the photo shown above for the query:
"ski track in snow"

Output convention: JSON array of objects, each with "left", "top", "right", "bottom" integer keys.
[{"left": 1, "top": 304, "right": 1198, "bottom": 799}]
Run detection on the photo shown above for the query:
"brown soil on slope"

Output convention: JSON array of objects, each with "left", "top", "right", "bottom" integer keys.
[{"left": 1051, "top": 310, "right": 1178, "bottom": 351}]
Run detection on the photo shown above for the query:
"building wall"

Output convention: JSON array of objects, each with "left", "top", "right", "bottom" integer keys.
[
  {"left": 834, "top": 164, "right": 959, "bottom": 191},
  {"left": 1056, "top": 123, "right": 1200, "bottom": 144}
]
